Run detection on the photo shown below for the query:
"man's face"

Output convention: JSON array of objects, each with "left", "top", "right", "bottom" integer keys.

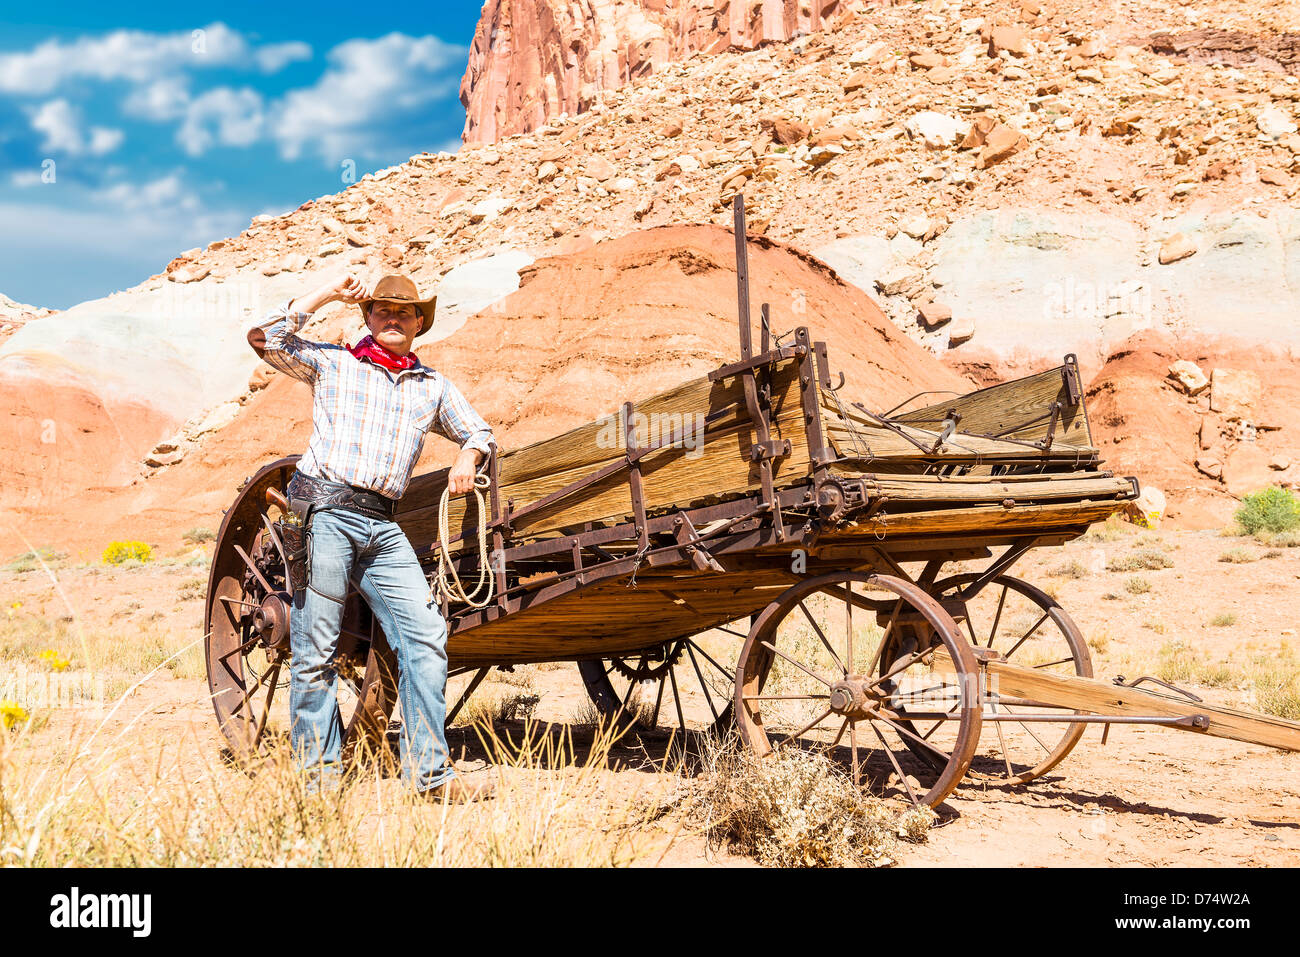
[{"left": 365, "top": 300, "right": 421, "bottom": 354}]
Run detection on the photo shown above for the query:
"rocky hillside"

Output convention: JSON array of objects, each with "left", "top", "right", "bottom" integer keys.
[
  {"left": 460, "top": 0, "right": 857, "bottom": 143},
  {"left": 3, "top": 0, "right": 1299, "bottom": 551},
  {"left": 0, "top": 292, "right": 55, "bottom": 344}
]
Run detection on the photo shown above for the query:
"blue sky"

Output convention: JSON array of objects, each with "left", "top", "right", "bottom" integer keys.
[{"left": 0, "top": 1, "right": 487, "bottom": 308}]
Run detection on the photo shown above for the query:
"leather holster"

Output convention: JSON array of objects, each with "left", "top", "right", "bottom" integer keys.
[{"left": 277, "top": 496, "right": 313, "bottom": 597}]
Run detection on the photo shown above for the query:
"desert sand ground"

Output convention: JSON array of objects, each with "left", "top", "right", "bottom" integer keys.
[{"left": 1, "top": 522, "right": 1296, "bottom": 867}]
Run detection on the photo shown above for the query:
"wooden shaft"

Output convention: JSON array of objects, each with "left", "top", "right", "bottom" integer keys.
[{"left": 932, "top": 649, "right": 1300, "bottom": 752}]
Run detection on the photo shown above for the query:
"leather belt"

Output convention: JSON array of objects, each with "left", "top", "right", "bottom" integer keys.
[{"left": 286, "top": 469, "right": 397, "bottom": 521}]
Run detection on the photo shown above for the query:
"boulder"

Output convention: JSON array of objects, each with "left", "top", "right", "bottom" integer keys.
[
  {"left": 1158, "top": 232, "right": 1197, "bottom": 264},
  {"left": 977, "top": 124, "right": 1028, "bottom": 168},
  {"left": 917, "top": 301, "right": 954, "bottom": 329},
  {"left": 1167, "top": 360, "right": 1208, "bottom": 395},
  {"left": 1209, "top": 368, "right": 1262, "bottom": 418},
  {"left": 760, "top": 116, "right": 810, "bottom": 145},
  {"left": 1123, "top": 485, "right": 1166, "bottom": 529},
  {"left": 947, "top": 316, "right": 976, "bottom": 346},
  {"left": 1256, "top": 106, "right": 1298, "bottom": 140},
  {"left": 904, "top": 111, "right": 969, "bottom": 149},
  {"left": 988, "top": 25, "right": 1029, "bottom": 56}
]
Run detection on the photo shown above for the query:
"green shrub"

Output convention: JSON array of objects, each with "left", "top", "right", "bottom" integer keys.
[
  {"left": 1235, "top": 487, "right": 1300, "bottom": 536},
  {"left": 1209, "top": 612, "right": 1236, "bottom": 628},
  {"left": 183, "top": 527, "right": 215, "bottom": 544},
  {"left": 101, "top": 541, "right": 153, "bottom": 566}
]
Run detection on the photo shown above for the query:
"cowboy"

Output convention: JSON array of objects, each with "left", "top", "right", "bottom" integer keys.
[{"left": 247, "top": 272, "right": 494, "bottom": 802}]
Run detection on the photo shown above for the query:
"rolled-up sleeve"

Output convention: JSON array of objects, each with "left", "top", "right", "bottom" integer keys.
[
  {"left": 247, "top": 299, "right": 326, "bottom": 385},
  {"left": 435, "top": 376, "right": 494, "bottom": 458}
]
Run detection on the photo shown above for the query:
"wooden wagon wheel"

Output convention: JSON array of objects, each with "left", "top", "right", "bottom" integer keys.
[
  {"left": 577, "top": 617, "right": 750, "bottom": 738},
  {"left": 906, "top": 573, "right": 1093, "bottom": 784},
  {"left": 735, "top": 572, "right": 981, "bottom": 808},
  {"left": 205, "top": 458, "right": 399, "bottom": 764}
]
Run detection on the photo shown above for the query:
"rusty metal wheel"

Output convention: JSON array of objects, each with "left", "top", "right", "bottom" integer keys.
[
  {"left": 205, "top": 458, "right": 398, "bottom": 764},
  {"left": 923, "top": 573, "right": 1093, "bottom": 784},
  {"left": 736, "top": 573, "right": 981, "bottom": 808},
  {"left": 577, "top": 617, "right": 750, "bottom": 738}
]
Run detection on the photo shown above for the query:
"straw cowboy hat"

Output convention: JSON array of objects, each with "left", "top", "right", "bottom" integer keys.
[{"left": 359, "top": 274, "right": 437, "bottom": 337}]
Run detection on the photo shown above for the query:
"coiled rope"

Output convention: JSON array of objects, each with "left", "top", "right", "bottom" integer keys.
[{"left": 431, "top": 471, "right": 495, "bottom": 609}]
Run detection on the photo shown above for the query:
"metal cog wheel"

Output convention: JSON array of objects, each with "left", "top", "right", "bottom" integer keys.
[{"left": 608, "top": 640, "right": 686, "bottom": 681}]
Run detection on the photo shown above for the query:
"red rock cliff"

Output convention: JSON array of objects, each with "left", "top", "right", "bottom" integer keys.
[{"left": 459, "top": 0, "right": 857, "bottom": 143}]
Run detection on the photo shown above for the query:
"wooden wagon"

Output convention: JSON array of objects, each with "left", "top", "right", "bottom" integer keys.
[{"left": 205, "top": 197, "right": 1300, "bottom": 808}]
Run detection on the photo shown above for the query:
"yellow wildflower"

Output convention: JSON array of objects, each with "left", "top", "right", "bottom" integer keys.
[
  {"left": 38, "top": 649, "right": 71, "bottom": 672},
  {"left": 1, "top": 700, "right": 30, "bottom": 730}
]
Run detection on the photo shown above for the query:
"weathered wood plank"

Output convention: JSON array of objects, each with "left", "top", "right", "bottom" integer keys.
[
  {"left": 398, "top": 358, "right": 812, "bottom": 551},
  {"left": 893, "top": 364, "right": 1092, "bottom": 449},
  {"left": 932, "top": 650, "right": 1300, "bottom": 752}
]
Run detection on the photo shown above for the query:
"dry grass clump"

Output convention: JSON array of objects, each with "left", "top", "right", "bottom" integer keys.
[
  {"left": 1217, "top": 547, "right": 1258, "bottom": 564},
  {"left": 1048, "top": 559, "right": 1089, "bottom": 579},
  {"left": 0, "top": 702, "right": 667, "bottom": 867},
  {"left": 1107, "top": 547, "right": 1174, "bottom": 572},
  {"left": 1249, "top": 650, "right": 1300, "bottom": 720},
  {"left": 5, "top": 548, "right": 68, "bottom": 574},
  {"left": 1124, "top": 576, "right": 1151, "bottom": 595},
  {"left": 696, "top": 735, "right": 936, "bottom": 868},
  {"left": 1155, "top": 641, "right": 1238, "bottom": 688}
]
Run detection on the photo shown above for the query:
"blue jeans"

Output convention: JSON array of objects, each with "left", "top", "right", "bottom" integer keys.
[{"left": 289, "top": 506, "right": 454, "bottom": 791}]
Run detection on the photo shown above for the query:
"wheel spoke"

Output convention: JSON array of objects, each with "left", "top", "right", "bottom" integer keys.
[
  {"left": 850, "top": 721, "right": 860, "bottom": 786},
  {"left": 685, "top": 642, "right": 721, "bottom": 725},
  {"left": 1033, "top": 656, "right": 1075, "bottom": 670},
  {"left": 668, "top": 659, "right": 687, "bottom": 732},
  {"left": 844, "top": 585, "right": 854, "bottom": 674},
  {"left": 987, "top": 583, "right": 1008, "bottom": 647},
  {"left": 759, "top": 639, "right": 832, "bottom": 687},
  {"left": 782, "top": 707, "right": 834, "bottom": 746},
  {"left": 218, "top": 631, "right": 267, "bottom": 662},
  {"left": 797, "top": 601, "right": 847, "bottom": 675},
  {"left": 991, "top": 713, "right": 1015, "bottom": 779},
  {"left": 742, "top": 693, "right": 830, "bottom": 701},
  {"left": 1000, "top": 703, "right": 1054, "bottom": 753},
  {"left": 260, "top": 514, "right": 289, "bottom": 571},
  {"left": 233, "top": 544, "right": 275, "bottom": 594},
  {"left": 865, "top": 598, "right": 902, "bottom": 678},
  {"left": 253, "top": 661, "right": 283, "bottom": 744},
  {"left": 872, "top": 710, "right": 954, "bottom": 765},
  {"left": 869, "top": 645, "right": 938, "bottom": 692},
  {"left": 872, "top": 722, "right": 921, "bottom": 806},
  {"left": 650, "top": 668, "right": 667, "bottom": 728},
  {"left": 685, "top": 638, "right": 735, "bottom": 684},
  {"left": 1003, "top": 611, "right": 1050, "bottom": 659},
  {"left": 232, "top": 660, "right": 281, "bottom": 714}
]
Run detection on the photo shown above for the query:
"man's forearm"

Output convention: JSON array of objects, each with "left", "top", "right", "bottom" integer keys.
[{"left": 288, "top": 281, "right": 341, "bottom": 317}]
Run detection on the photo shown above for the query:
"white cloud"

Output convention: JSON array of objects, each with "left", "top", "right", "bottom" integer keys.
[
  {"left": 123, "top": 76, "right": 191, "bottom": 121},
  {"left": 255, "top": 41, "right": 312, "bottom": 73},
  {"left": 176, "top": 87, "right": 265, "bottom": 155},
  {"left": 0, "top": 23, "right": 311, "bottom": 95},
  {"left": 270, "top": 33, "right": 465, "bottom": 162},
  {"left": 93, "top": 173, "right": 201, "bottom": 213},
  {"left": 28, "top": 99, "right": 123, "bottom": 156}
]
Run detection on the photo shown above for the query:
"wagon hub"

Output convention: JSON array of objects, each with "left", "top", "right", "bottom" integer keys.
[
  {"left": 828, "top": 676, "right": 875, "bottom": 720},
  {"left": 250, "top": 592, "right": 291, "bottom": 653}
]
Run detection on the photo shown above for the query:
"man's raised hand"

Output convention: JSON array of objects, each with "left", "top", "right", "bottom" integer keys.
[{"left": 336, "top": 274, "right": 369, "bottom": 305}]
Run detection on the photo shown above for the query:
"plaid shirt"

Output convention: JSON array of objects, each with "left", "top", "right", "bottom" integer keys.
[{"left": 251, "top": 300, "right": 494, "bottom": 500}]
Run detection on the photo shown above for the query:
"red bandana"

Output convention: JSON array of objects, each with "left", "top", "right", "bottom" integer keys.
[{"left": 347, "top": 334, "right": 418, "bottom": 372}]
